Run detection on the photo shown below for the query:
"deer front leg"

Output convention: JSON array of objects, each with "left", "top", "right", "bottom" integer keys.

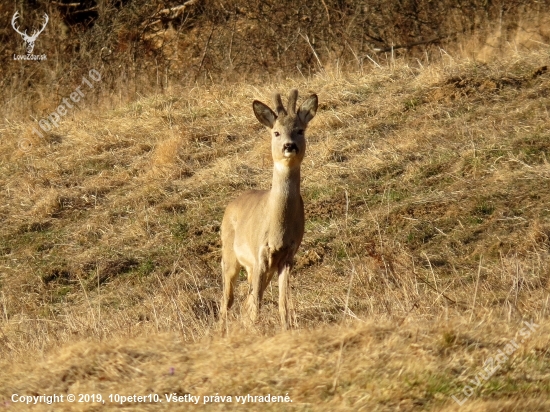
[
  {"left": 278, "top": 263, "right": 295, "bottom": 330},
  {"left": 246, "top": 246, "right": 269, "bottom": 323}
]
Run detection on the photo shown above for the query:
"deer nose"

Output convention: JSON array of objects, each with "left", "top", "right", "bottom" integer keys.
[{"left": 283, "top": 143, "right": 298, "bottom": 153}]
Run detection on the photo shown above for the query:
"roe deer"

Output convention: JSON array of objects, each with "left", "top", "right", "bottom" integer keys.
[{"left": 220, "top": 89, "right": 318, "bottom": 329}]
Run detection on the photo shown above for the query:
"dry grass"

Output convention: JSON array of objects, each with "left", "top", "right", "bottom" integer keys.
[
  {"left": 2, "top": 320, "right": 549, "bottom": 411},
  {"left": 1, "top": 44, "right": 549, "bottom": 410}
]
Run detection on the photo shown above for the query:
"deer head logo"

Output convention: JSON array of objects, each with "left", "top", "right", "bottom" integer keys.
[{"left": 11, "top": 11, "right": 49, "bottom": 55}]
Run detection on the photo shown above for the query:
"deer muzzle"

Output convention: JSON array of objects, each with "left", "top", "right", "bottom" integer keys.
[{"left": 283, "top": 143, "right": 299, "bottom": 156}]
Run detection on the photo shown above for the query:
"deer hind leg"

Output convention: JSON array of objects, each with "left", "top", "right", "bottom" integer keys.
[{"left": 220, "top": 246, "right": 240, "bottom": 319}]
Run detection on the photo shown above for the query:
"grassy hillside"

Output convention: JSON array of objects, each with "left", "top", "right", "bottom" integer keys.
[{"left": 1, "top": 45, "right": 549, "bottom": 410}]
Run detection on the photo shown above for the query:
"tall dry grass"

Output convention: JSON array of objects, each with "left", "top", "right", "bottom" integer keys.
[{"left": 3, "top": 0, "right": 550, "bottom": 121}]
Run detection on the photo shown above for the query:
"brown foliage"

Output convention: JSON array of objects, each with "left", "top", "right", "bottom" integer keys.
[{"left": 2, "top": 0, "right": 550, "bottom": 119}]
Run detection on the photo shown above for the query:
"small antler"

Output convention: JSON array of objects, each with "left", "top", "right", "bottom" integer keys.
[
  {"left": 287, "top": 89, "right": 298, "bottom": 115},
  {"left": 28, "top": 13, "right": 49, "bottom": 41},
  {"left": 273, "top": 93, "right": 287, "bottom": 116},
  {"left": 11, "top": 11, "right": 28, "bottom": 39}
]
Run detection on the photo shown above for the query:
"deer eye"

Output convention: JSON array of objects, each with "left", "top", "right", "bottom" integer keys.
[
  {"left": 297, "top": 130, "right": 304, "bottom": 135},
  {"left": 274, "top": 131, "right": 280, "bottom": 137}
]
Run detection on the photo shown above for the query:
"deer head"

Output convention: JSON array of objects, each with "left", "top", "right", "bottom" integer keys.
[{"left": 12, "top": 11, "right": 49, "bottom": 55}]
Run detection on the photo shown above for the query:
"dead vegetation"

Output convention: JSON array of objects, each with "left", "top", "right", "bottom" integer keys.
[
  {"left": 3, "top": 0, "right": 550, "bottom": 120},
  {"left": 1, "top": 6, "right": 550, "bottom": 408}
]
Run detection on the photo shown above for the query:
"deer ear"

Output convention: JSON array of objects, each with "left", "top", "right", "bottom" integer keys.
[
  {"left": 253, "top": 100, "right": 277, "bottom": 128},
  {"left": 298, "top": 94, "right": 318, "bottom": 125}
]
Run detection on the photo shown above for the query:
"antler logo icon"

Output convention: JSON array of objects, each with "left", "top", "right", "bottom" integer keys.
[{"left": 11, "top": 11, "right": 49, "bottom": 55}]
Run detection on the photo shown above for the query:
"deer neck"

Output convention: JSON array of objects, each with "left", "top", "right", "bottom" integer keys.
[{"left": 267, "top": 162, "right": 301, "bottom": 233}]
